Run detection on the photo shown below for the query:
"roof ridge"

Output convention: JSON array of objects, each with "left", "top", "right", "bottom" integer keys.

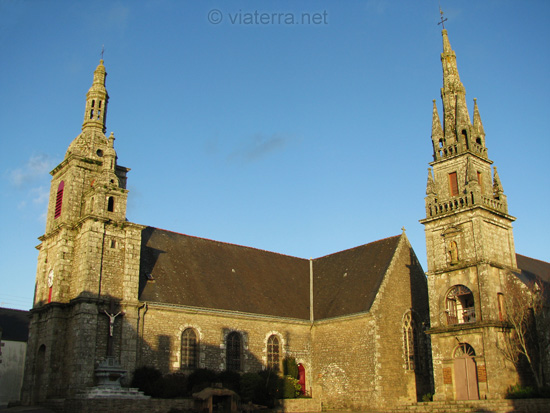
[
  {"left": 516, "top": 253, "right": 550, "bottom": 265},
  {"left": 147, "top": 226, "right": 404, "bottom": 262},
  {"left": 145, "top": 226, "right": 308, "bottom": 261},
  {"left": 0, "top": 307, "right": 30, "bottom": 314},
  {"left": 313, "top": 234, "right": 402, "bottom": 260}
]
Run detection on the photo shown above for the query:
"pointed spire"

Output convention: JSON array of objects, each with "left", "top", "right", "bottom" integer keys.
[
  {"left": 440, "top": 28, "right": 470, "bottom": 144},
  {"left": 82, "top": 60, "right": 109, "bottom": 133},
  {"left": 473, "top": 98, "right": 485, "bottom": 136},
  {"left": 442, "top": 29, "right": 453, "bottom": 54}
]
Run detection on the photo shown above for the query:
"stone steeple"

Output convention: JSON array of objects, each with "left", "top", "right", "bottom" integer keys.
[
  {"left": 421, "top": 26, "right": 520, "bottom": 401},
  {"left": 424, "top": 28, "right": 511, "bottom": 220},
  {"left": 82, "top": 60, "right": 109, "bottom": 132},
  {"left": 432, "top": 30, "right": 488, "bottom": 162},
  {"left": 24, "top": 60, "right": 144, "bottom": 401},
  {"left": 65, "top": 60, "right": 113, "bottom": 162}
]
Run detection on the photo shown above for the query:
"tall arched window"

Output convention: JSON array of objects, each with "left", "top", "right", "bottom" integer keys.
[
  {"left": 267, "top": 335, "right": 280, "bottom": 371},
  {"left": 446, "top": 285, "right": 476, "bottom": 325},
  {"left": 54, "top": 181, "right": 64, "bottom": 219},
  {"left": 181, "top": 328, "right": 197, "bottom": 369},
  {"left": 403, "top": 312, "right": 417, "bottom": 370},
  {"left": 226, "top": 332, "right": 242, "bottom": 372}
]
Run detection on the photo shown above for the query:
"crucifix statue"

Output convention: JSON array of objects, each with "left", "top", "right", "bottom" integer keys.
[{"left": 102, "top": 301, "right": 124, "bottom": 357}]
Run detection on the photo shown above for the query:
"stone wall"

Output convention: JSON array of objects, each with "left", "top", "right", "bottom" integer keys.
[
  {"left": 310, "top": 237, "right": 431, "bottom": 411},
  {"left": 137, "top": 304, "right": 312, "bottom": 377}
]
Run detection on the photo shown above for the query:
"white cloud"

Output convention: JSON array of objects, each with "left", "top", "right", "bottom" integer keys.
[
  {"left": 31, "top": 186, "right": 50, "bottom": 205},
  {"left": 9, "top": 154, "right": 55, "bottom": 188}
]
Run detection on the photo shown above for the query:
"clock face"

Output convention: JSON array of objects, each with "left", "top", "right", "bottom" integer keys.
[{"left": 47, "top": 270, "right": 54, "bottom": 288}]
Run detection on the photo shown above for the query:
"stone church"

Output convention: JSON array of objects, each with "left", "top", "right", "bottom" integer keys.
[{"left": 21, "top": 27, "right": 549, "bottom": 410}]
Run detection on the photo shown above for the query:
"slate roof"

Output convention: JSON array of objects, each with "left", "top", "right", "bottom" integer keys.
[
  {"left": 516, "top": 254, "right": 550, "bottom": 284},
  {"left": 0, "top": 308, "right": 30, "bottom": 342},
  {"left": 139, "top": 227, "right": 404, "bottom": 321},
  {"left": 516, "top": 254, "right": 550, "bottom": 303},
  {"left": 139, "top": 227, "right": 311, "bottom": 319},
  {"left": 313, "top": 235, "right": 402, "bottom": 320}
]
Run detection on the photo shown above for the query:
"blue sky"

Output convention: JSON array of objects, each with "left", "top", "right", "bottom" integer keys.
[{"left": 1, "top": 0, "right": 549, "bottom": 311}]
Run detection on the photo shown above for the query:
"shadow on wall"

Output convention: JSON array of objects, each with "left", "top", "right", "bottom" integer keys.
[
  {"left": 24, "top": 292, "right": 289, "bottom": 406},
  {"left": 407, "top": 247, "right": 435, "bottom": 401}
]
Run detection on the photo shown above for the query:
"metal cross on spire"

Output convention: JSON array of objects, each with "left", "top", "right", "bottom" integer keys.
[
  {"left": 438, "top": 6, "right": 448, "bottom": 29},
  {"left": 101, "top": 45, "right": 105, "bottom": 60}
]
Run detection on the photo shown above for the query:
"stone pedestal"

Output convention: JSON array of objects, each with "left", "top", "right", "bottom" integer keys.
[{"left": 77, "top": 357, "right": 149, "bottom": 399}]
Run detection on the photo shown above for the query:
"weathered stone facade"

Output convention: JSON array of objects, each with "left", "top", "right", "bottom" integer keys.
[
  {"left": 21, "top": 27, "right": 549, "bottom": 412},
  {"left": 421, "top": 29, "right": 549, "bottom": 401},
  {"left": 21, "top": 58, "right": 431, "bottom": 411}
]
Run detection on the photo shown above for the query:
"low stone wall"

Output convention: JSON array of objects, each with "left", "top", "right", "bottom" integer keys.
[
  {"left": 391, "top": 399, "right": 550, "bottom": 413},
  {"left": 45, "top": 397, "right": 194, "bottom": 413},
  {"left": 42, "top": 397, "right": 550, "bottom": 413},
  {"left": 276, "top": 398, "right": 321, "bottom": 412}
]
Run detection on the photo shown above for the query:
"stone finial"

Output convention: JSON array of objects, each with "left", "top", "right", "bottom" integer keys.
[
  {"left": 473, "top": 98, "right": 485, "bottom": 136},
  {"left": 493, "top": 166, "right": 504, "bottom": 195},
  {"left": 432, "top": 100, "right": 444, "bottom": 140}
]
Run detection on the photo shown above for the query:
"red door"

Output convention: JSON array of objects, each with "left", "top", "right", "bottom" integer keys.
[{"left": 298, "top": 363, "right": 306, "bottom": 395}]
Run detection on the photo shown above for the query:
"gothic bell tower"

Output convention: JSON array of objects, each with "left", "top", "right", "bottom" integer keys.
[
  {"left": 421, "top": 28, "right": 520, "bottom": 400},
  {"left": 22, "top": 61, "right": 144, "bottom": 402}
]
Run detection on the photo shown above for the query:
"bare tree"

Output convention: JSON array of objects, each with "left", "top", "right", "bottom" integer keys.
[{"left": 498, "top": 276, "right": 547, "bottom": 389}]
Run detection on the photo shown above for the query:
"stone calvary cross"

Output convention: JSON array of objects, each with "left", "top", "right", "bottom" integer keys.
[{"left": 103, "top": 301, "right": 124, "bottom": 357}]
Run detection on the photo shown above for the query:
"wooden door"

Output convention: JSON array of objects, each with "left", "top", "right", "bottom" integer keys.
[{"left": 454, "top": 355, "right": 479, "bottom": 400}]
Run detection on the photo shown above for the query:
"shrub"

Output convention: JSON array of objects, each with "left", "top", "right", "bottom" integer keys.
[
  {"left": 506, "top": 384, "right": 536, "bottom": 399},
  {"left": 163, "top": 372, "right": 189, "bottom": 398},
  {"left": 187, "top": 368, "right": 218, "bottom": 393},
  {"left": 282, "top": 357, "right": 299, "bottom": 379},
  {"left": 280, "top": 375, "right": 301, "bottom": 399},
  {"left": 218, "top": 370, "right": 241, "bottom": 393},
  {"left": 421, "top": 393, "right": 433, "bottom": 402},
  {"left": 240, "top": 372, "right": 264, "bottom": 403},
  {"left": 131, "top": 366, "right": 164, "bottom": 397}
]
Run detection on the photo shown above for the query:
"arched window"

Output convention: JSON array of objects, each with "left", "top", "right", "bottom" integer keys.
[
  {"left": 107, "top": 196, "right": 114, "bottom": 212},
  {"left": 54, "top": 181, "right": 64, "bottom": 219},
  {"left": 454, "top": 342, "right": 476, "bottom": 358},
  {"left": 181, "top": 328, "right": 197, "bottom": 369},
  {"left": 446, "top": 285, "right": 475, "bottom": 325},
  {"left": 226, "top": 332, "right": 242, "bottom": 372},
  {"left": 403, "top": 312, "right": 417, "bottom": 370},
  {"left": 267, "top": 335, "right": 280, "bottom": 371}
]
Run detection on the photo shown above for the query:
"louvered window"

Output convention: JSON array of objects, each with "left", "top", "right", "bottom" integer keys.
[{"left": 54, "top": 181, "right": 64, "bottom": 219}]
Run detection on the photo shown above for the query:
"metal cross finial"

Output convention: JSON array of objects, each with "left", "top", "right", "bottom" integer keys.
[
  {"left": 101, "top": 45, "right": 105, "bottom": 60},
  {"left": 438, "top": 7, "right": 448, "bottom": 29}
]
